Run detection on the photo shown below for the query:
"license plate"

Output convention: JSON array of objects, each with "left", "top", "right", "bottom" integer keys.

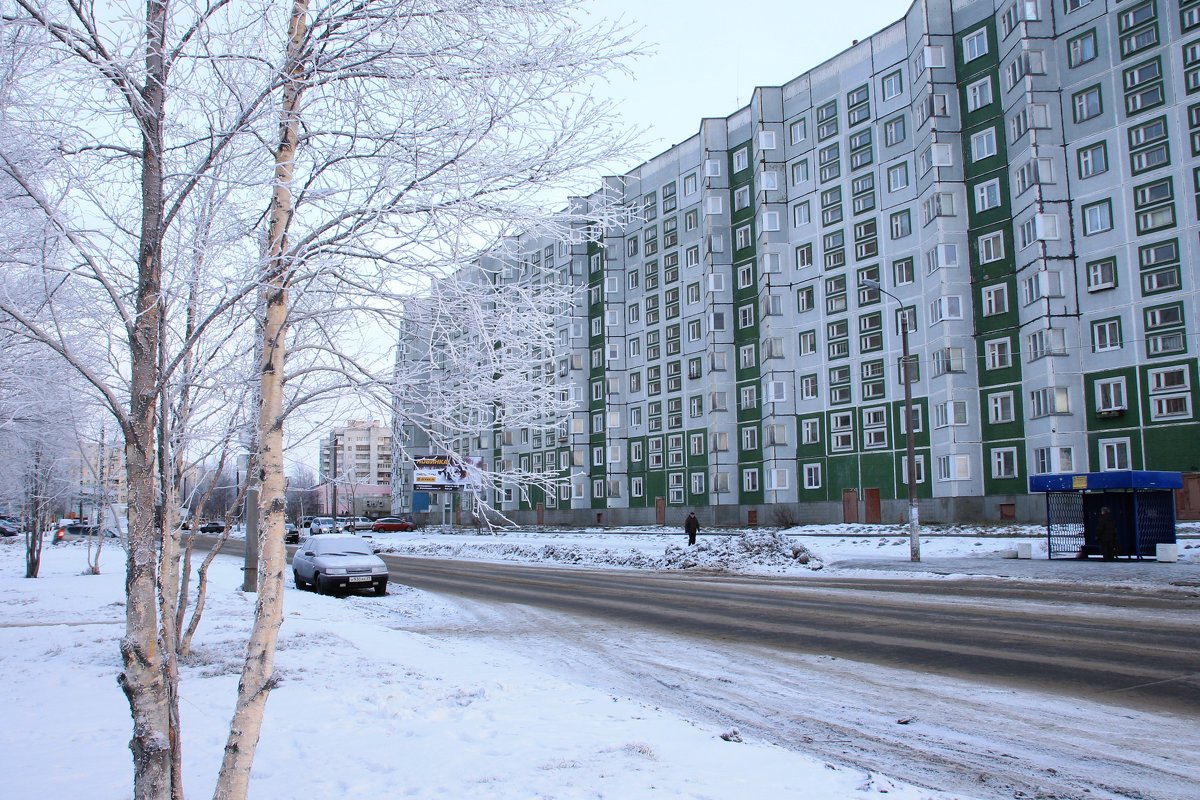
[{"left": 348, "top": 576, "right": 371, "bottom": 583}]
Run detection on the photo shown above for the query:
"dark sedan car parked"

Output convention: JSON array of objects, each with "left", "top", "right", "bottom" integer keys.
[{"left": 371, "top": 517, "right": 417, "bottom": 532}]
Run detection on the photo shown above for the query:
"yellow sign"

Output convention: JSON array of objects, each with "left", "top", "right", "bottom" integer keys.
[{"left": 1072, "top": 475, "right": 1088, "bottom": 489}]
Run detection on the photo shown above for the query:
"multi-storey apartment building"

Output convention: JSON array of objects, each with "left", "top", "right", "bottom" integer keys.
[
  {"left": 396, "top": 0, "right": 1200, "bottom": 526},
  {"left": 318, "top": 420, "right": 394, "bottom": 517}
]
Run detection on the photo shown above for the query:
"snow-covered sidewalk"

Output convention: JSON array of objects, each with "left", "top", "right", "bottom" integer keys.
[{"left": 1, "top": 538, "right": 969, "bottom": 799}]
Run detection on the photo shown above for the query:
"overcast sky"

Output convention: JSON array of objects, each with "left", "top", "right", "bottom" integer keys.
[{"left": 589, "top": 0, "right": 914, "bottom": 165}]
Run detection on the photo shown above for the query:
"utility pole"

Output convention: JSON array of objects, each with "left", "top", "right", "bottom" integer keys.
[{"left": 861, "top": 278, "right": 921, "bottom": 562}]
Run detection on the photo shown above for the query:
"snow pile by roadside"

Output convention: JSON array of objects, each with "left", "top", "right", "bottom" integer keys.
[
  {"left": 661, "top": 530, "right": 823, "bottom": 571},
  {"left": 375, "top": 530, "right": 826, "bottom": 573}
]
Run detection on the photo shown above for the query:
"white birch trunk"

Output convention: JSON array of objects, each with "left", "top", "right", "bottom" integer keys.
[{"left": 212, "top": 2, "right": 308, "bottom": 797}]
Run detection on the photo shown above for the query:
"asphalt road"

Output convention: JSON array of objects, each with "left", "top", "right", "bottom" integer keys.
[{"left": 378, "top": 554, "right": 1200, "bottom": 715}]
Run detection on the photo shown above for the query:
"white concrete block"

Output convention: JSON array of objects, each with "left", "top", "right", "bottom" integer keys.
[
  {"left": 1156, "top": 543, "right": 1179, "bottom": 563},
  {"left": 1016, "top": 542, "right": 1033, "bottom": 560}
]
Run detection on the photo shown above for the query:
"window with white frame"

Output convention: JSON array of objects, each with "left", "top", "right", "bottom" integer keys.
[
  {"left": 1095, "top": 376, "right": 1127, "bottom": 412},
  {"left": 803, "top": 463, "right": 822, "bottom": 489},
  {"left": 1092, "top": 318, "right": 1122, "bottom": 352},
  {"left": 982, "top": 283, "right": 1009, "bottom": 316},
  {"left": 985, "top": 338, "right": 1013, "bottom": 369},
  {"left": 1099, "top": 438, "right": 1131, "bottom": 471},
  {"left": 966, "top": 77, "right": 994, "bottom": 111},
  {"left": 1029, "top": 386, "right": 1070, "bottom": 417},
  {"left": 1086, "top": 258, "right": 1117, "bottom": 291},
  {"left": 801, "top": 418, "right": 820, "bottom": 444},
  {"left": 901, "top": 454, "right": 926, "bottom": 485},
  {"left": 989, "top": 391, "right": 1015, "bottom": 423},
  {"left": 971, "top": 128, "right": 998, "bottom": 161},
  {"left": 1082, "top": 200, "right": 1113, "bottom": 235},
  {"left": 974, "top": 179, "right": 1003, "bottom": 212},
  {"left": 937, "top": 454, "right": 972, "bottom": 481},
  {"left": 742, "top": 468, "right": 760, "bottom": 493},
  {"left": 963, "top": 28, "right": 989, "bottom": 62},
  {"left": 991, "top": 447, "right": 1018, "bottom": 479},
  {"left": 830, "top": 411, "right": 854, "bottom": 452},
  {"left": 935, "top": 400, "right": 969, "bottom": 428}
]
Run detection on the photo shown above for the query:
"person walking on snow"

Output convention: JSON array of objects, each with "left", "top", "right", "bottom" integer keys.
[{"left": 684, "top": 512, "right": 700, "bottom": 546}]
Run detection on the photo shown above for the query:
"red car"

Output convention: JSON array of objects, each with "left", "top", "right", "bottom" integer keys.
[{"left": 371, "top": 517, "right": 417, "bottom": 533}]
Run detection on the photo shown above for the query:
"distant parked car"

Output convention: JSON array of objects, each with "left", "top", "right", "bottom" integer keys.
[
  {"left": 284, "top": 521, "right": 300, "bottom": 544},
  {"left": 339, "top": 516, "right": 374, "bottom": 532},
  {"left": 198, "top": 520, "right": 225, "bottom": 534},
  {"left": 50, "top": 522, "right": 119, "bottom": 544},
  {"left": 371, "top": 517, "right": 417, "bottom": 533},
  {"left": 0, "top": 518, "right": 19, "bottom": 537},
  {"left": 308, "top": 517, "right": 335, "bottom": 534},
  {"left": 291, "top": 533, "right": 388, "bottom": 595}
]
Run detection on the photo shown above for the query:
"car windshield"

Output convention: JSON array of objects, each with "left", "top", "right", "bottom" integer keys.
[{"left": 315, "top": 539, "right": 372, "bottom": 556}]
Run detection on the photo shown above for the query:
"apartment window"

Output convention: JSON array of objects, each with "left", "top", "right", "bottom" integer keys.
[
  {"left": 971, "top": 128, "right": 998, "bottom": 162},
  {"left": 887, "top": 162, "right": 909, "bottom": 192},
  {"left": 978, "top": 231, "right": 1005, "bottom": 264},
  {"left": 929, "top": 295, "right": 964, "bottom": 324},
  {"left": 1148, "top": 365, "right": 1192, "bottom": 420},
  {"left": 989, "top": 391, "right": 1015, "bottom": 423},
  {"left": 1030, "top": 386, "right": 1070, "bottom": 417},
  {"left": 965, "top": 77, "right": 993, "bottom": 112},
  {"left": 830, "top": 411, "right": 854, "bottom": 452},
  {"left": 1077, "top": 141, "right": 1108, "bottom": 178},
  {"left": 791, "top": 159, "right": 810, "bottom": 185},
  {"left": 1027, "top": 327, "right": 1066, "bottom": 360},
  {"left": 734, "top": 185, "right": 751, "bottom": 211},
  {"left": 888, "top": 210, "right": 912, "bottom": 240},
  {"left": 1092, "top": 318, "right": 1123, "bottom": 352},
  {"left": 884, "top": 115, "right": 906, "bottom": 147},
  {"left": 1086, "top": 258, "right": 1117, "bottom": 291},
  {"left": 801, "top": 464, "right": 822, "bottom": 490},
  {"left": 985, "top": 338, "right": 1013, "bottom": 369},
  {"left": 741, "top": 468, "right": 760, "bottom": 493},
  {"left": 989, "top": 448, "right": 1018, "bottom": 480},
  {"left": 1096, "top": 376, "right": 1128, "bottom": 412},
  {"left": 1099, "top": 439, "right": 1131, "bottom": 471},
  {"left": 963, "top": 28, "right": 989, "bottom": 62},
  {"left": 893, "top": 257, "right": 914, "bottom": 286},
  {"left": 937, "top": 455, "right": 972, "bottom": 481},
  {"left": 974, "top": 179, "right": 1003, "bottom": 212},
  {"left": 1072, "top": 85, "right": 1102, "bottom": 122},
  {"left": 932, "top": 346, "right": 965, "bottom": 376},
  {"left": 936, "top": 400, "right": 969, "bottom": 428},
  {"left": 1119, "top": 1, "right": 1158, "bottom": 57},
  {"left": 1068, "top": 29, "right": 1098, "bottom": 67},
  {"left": 982, "top": 283, "right": 1009, "bottom": 316},
  {"left": 789, "top": 117, "right": 808, "bottom": 144},
  {"left": 1082, "top": 200, "right": 1113, "bottom": 235},
  {"left": 1133, "top": 177, "right": 1175, "bottom": 234},
  {"left": 1124, "top": 57, "right": 1164, "bottom": 115}
]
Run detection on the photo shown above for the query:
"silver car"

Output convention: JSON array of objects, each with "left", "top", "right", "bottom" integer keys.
[{"left": 291, "top": 534, "right": 388, "bottom": 595}]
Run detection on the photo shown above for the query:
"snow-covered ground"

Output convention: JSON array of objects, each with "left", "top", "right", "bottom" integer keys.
[{"left": 3, "top": 524, "right": 1198, "bottom": 799}]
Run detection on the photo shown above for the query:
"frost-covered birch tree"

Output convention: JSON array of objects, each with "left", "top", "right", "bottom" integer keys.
[{"left": 0, "top": 1, "right": 637, "bottom": 798}]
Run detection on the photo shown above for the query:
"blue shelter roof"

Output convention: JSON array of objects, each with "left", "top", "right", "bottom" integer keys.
[{"left": 1028, "top": 470, "right": 1183, "bottom": 493}]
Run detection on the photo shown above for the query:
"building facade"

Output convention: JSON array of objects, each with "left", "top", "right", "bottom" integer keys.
[
  {"left": 396, "top": 0, "right": 1200, "bottom": 526},
  {"left": 318, "top": 420, "right": 394, "bottom": 517}
]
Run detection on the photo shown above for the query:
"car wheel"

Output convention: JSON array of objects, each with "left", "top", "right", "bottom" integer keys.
[
  {"left": 294, "top": 570, "right": 307, "bottom": 591},
  {"left": 374, "top": 581, "right": 387, "bottom": 596},
  {"left": 312, "top": 573, "right": 324, "bottom": 595}
]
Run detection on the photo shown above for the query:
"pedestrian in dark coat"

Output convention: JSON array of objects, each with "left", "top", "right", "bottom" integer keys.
[
  {"left": 684, "top": 512, "right": 699, "bottom": 546},
  {"left": 1096, "top": 506, "right": 1119, "bottom": 561}
]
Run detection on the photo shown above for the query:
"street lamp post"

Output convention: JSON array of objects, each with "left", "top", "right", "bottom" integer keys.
[{"left": 861, "top": 278, "right": 921, "bottom": 562}]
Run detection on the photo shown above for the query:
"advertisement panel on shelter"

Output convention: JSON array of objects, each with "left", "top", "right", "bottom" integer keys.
[{"left": 412, "top": 455, "right": 483, "bottom": 492}]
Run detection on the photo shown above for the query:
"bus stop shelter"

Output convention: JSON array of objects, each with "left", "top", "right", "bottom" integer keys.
[{"left": 1028, "top": 471, "right": 1182, "bottom": 559}]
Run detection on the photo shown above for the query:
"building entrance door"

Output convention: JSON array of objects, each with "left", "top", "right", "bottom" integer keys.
[{"left": 842, "top": 489, "right": 859, "bottom": 523}]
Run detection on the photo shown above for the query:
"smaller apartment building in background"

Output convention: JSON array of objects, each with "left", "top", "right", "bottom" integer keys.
[
  {"left": 395, "top": 0, "right": 1200, "bottom": 526},
  {"left": 317, "top": 420, "right": 393, "bottom": 518}
]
